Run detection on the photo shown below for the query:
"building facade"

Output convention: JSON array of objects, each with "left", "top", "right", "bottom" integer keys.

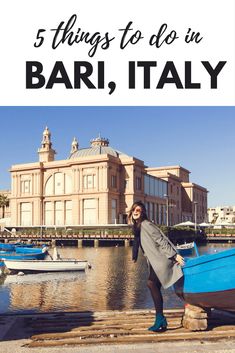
[
  {"left": 7, "top": 127, "right": 208, "bottom": 227},
  {"left": 208, "top": 206, "right": 235, "bottom": 224},
  {"left": 146, "top": 166, "right": 208, "bottom": 225}
]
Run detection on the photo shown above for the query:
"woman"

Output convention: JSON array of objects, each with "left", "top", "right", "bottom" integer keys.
[{"left": 128, "top": 201, "right": 184, "bottom": 332}]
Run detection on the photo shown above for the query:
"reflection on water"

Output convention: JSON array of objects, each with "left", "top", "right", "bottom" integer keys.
[{"left": 0, "top": 243, "right": 233, "bottom": 314}]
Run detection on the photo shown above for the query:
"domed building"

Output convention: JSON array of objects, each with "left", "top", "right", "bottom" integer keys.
[{"left": 9, "top": 127, "right": 208, "bottom": 227}]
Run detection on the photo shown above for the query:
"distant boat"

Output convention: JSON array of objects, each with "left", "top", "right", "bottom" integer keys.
[
  {"left": 0, "top": 242, "right": 34, "bottom": 251},
  {"left": 15, "top": 245, "right": 47, "bottom": 254},
  {"left": 0, "top": 247, "right": 48, "bottom": 260},
  {"left": 175, "top": 247, "right": 235, "bottom": 311},
  {"left": 4, "top": 259, "right": 89, "bottom": 273},
  {"left": 0, "top": 243, "right": 15, "bottom": 251},
  {"left": 3, "top": 247, "right": 90, "bottom": 273},
  {"left": 176, "top": 242, "right": 195, "bottom": 256}
]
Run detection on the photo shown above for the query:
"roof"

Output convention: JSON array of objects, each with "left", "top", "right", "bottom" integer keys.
[{"left": 69, "top": 146, "right": 129, "bottom": 159}]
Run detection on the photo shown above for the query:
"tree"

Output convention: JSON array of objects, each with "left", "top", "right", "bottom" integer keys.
[{"left": 0, "top": 194, "right": 9, "bottom": 219}]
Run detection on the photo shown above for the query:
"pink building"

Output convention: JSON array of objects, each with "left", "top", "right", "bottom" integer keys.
[{"left": 2, "top": 128, "right": 208, "bottom": 227}]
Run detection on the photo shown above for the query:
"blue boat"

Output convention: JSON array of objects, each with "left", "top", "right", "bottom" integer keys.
[
  {"left": 0, "top": 247, "right": 48, "bottom": 260},
  {"left": 0, "top": 242, "right": 35, "bottom": 251},
  {"left": 175, "top": 247, "right": 235, "bottom": 311},
  {"left": 15, "top": 245, "right": 47, "bottom": 254},
  {"left": 14, "top": 242, "right": 35, "bottom": 248},
  {"left": 0, "top": 243, "right": 15, "bottom": 251}
]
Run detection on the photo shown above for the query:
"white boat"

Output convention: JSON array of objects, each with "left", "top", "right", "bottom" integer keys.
[
  {"left": 4, "top": 259, "right": 89, "bottom": 272},
  {"left": 176, "top": 241, "right": 195, "bottom": 256},
  {"left": 4, "top": 247, "right": 90, "bottom": 273}
]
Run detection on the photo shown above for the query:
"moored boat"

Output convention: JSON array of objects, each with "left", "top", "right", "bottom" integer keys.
[
  {"left": 174, "top": 247, "right": 235, "bottom": 311},
  {"left": 15, "top": 245, "right": 47, "bottom": 254},
  {"left": 4, "top": 259, "right": 89, "bottom": 272},
  {"left": 0, "top": 243, "right": 15, "bottom": 251},
  {"left": 0, "top": 246, "right": 48, "bottom": 260},
  {"left": 0, "top": 242, "right": 35, "bottom": 251},
  {"left": 176, "top": 242, "right": 195, "bottom": 256}
]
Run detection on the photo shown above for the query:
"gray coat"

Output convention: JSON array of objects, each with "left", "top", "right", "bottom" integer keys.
[{"left": 140, "top": 220, "right": 183, "bottom": 289}]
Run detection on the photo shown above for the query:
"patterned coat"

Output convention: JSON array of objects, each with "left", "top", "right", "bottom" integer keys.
[{"left": 140, "top": 220, "right": 183, "bottom": 289}]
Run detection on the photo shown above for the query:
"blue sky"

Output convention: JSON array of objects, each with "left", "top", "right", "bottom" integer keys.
[{"left": 0, "top": 106, "right": 234, "bottom": 207}]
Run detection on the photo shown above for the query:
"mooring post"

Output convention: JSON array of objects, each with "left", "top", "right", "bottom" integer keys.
[
  {"left": 77, "top": 239, "right": 83, "bottom": 248},
  {"left": 94, "top": 239, "right": 100, "bottom": 248}
]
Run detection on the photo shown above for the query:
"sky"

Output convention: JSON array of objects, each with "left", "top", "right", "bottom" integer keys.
[{"left": 0, "top": 106, "right": 234, "bottom": 207}]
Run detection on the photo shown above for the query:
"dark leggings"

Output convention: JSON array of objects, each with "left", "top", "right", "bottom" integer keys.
[{"left": 147, "top": 265, "right": 163, "bottom": 314}]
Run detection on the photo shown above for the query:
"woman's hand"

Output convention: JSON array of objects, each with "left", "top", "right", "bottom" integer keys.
[{"left": 175, "top": 254, "right": 185, "bottom": 266}]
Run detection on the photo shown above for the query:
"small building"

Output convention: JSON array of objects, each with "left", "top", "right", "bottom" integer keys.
[{"left": 208, "top": 206, "right": 235, "bottom": 224}]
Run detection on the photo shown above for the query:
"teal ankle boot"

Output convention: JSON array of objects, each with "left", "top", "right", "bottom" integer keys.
[{"left": 148, "top": 313, "right": 167, "bottom": 332}]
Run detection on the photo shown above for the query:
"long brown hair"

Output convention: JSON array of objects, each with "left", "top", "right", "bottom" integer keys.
[{"left": 128, "top": 201, "right": 148, "bottom": 226}]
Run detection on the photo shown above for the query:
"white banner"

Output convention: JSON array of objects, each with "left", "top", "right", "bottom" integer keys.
[{"left": 0, "top": 0, "right": 234, "bottom": 105}]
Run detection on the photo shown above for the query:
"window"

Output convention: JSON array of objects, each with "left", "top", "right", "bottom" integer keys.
[
  {"left": 111, "top": 199, "right": 117, "bottom": 223},
  {"left": 45, "top": 202, "right": 53, "bottom": 225},
  {"left": 149, "top": 203, "right": 154, "bottom": 221},
  {"left": 155, "top": 204, "right": 159, "bottom": 224},
  {"left": 21, "top": 180, "right": 31, "bottom": 194},
  {"left": 144, "top": 175, "right": 167, "bottom": 197},
  {"left": 83, "top": 199, "right": 97, "bottom": 224},
  {"left": 55, "top": 201, "right": 63, "bottom": 225},
  {"left": 65, "top": 201, "right": 72, "bottom": 225},
  {"left": 111, "top": 175, "right": 117, "bottom": 188},
  {"left": 20, "top": 203, "right": 32, "bottom": 226},
  {"left": 45, "top": 173, "right": 72, "bottom": 195},
  {"left": 136, "top": 177, "right": 142, "bottom": 190},
  {"left": 55, "top": 173, "right": 64, "bottom": 194},
  {"left": 83, "top": 174, "right": 96, "bottom": 189},
  {"left": 144, "top": 175, "right": 150, "bottom": 194},
  {"left": 65, "top": 174, "right": 72, "bottom": 193},
  {"left": 150, "top": 178, "right": 154, "bottom": 195}
]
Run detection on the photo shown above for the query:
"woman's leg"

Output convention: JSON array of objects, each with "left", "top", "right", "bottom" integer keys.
[
  {"left": 147, "top": 265, "right": 163, "bottom": 314},
  {"left": 147, "top": 266, "right": 167, "bottom": 331}
]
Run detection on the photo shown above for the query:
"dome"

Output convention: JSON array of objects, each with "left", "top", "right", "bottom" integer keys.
[
  {"left": 69, "top": 145, "right": 128, "bottom": 159},
  {"left": 68, "top": 135, "right": 129, "bottom": 159}
]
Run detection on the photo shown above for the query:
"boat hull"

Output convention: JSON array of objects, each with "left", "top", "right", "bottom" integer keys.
[
  {"left": 174, "top": 248, "right": 235, "bottom": 311},
  {"left": 4, "top": 259, "right": 88, "bottom": 272},
  {"left": 179, "top": 288, "right": 235, "bottom": 312}
]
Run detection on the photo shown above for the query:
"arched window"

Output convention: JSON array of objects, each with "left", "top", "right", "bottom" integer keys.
[
  {"left": 45, "top": 172, "right": 72, "bottom": 195},
  {"left": 45, "top": 175, "right": 53, "bottom": 195}
]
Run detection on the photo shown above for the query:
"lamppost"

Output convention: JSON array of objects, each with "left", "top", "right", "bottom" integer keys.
[
  {"left": 164, "top": 194, "right": 169, "bottom": 227},
  {"left": 194, "top": 201, "right": 198, "bottom": 233}
]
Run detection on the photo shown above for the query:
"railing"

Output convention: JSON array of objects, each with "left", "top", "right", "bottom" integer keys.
[{"left": 0, "top": 230, "right": 134, "bottom": 242}]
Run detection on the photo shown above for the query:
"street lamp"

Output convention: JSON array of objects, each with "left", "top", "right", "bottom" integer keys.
[
  {"left": 164, "top": 194, "right": 169, "bottom": 227},
  {"left": 194, "top": 201, "right": 198, "bottom": 233}
]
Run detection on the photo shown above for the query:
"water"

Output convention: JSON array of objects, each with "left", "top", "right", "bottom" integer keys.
[{"left": 0, "top": 243, "right": 233, "bottom": 314}]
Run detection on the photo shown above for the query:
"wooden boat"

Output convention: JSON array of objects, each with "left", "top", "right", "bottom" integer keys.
[
  {"left": 0, "top": 246, "right": 48, "bottom": 260},
  {"left": 4, "top": 259, "right": 89, "bottom": 272},
  {"left": 15, "top": 245, "right": 47, "bottom": 254},
  {"left": 0, "top": 242, "right": 34, "bottom": 251},
  {"left": 0, "top": 243, "right": 15, "bottom": 251},
  {"left": 174, "top": 247, "right": 235, "bottom": 311},
  {"left": 176, "top": 242, "right": 195, "bottom": 256}
]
